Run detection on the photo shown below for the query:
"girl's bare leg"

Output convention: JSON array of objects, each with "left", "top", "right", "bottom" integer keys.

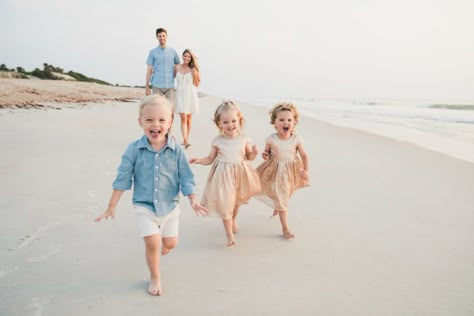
[
  {"left": 161, "top": 237, "right": 178, "bottom": 255},
  {"left": 232, "top": 206, "right": 240, "bottom": 233},
  {"left": 223, "top": 219, "right": 236, "bottom": 246},
  {"left": 144, "top": 234, "right": 163, "bottom": 295},
  {"left": 179, "top": 113, "right": 188, "bottom": 145},
  {"left": 278, "top": 210, "right": 295, "bottom": 239}
]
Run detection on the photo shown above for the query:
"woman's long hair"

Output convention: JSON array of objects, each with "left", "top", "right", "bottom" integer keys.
[{"left": 183, "top": 49, "right": 199, "bottom": 71}]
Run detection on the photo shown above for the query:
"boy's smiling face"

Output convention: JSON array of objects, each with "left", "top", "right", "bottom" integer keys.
[{"left": 139, "top": 103, "right": 172, "bottom": 146}]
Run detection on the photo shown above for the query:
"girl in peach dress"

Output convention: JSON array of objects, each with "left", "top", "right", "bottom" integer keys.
[
  {"left": 255, "top": 102, "right": 310, "bottom": 239},
  {"left": 190, "top": 100, "right": 261, "bottom": 246}
]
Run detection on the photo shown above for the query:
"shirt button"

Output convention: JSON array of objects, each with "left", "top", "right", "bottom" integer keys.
[
  {"left": 155, "top": 154, "right": 158, "bottom": 158},
  {"left": 155, "top": 189, "right": 158, "bottom": 192},
  {"left": 154, "top": 200, "right": 158, "bottom": 203},
  {"left": 155, "top": 178, "right": 158, "bottom": 181},
  {"left": 155, "top": 166, "right": 158, "bottom": 169}
]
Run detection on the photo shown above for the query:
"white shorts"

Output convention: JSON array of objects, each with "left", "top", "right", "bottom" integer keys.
[
  {"left": 134, "top": 205, "right": 180, "bottom": 238},
  {"left": 152, "top": 88, "right": 176, "bottom": 106}
]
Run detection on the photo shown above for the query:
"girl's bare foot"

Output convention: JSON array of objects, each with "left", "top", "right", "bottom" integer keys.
[
  {"left": 272, "top": 210, "right": 278, "bottom": 217},
  {"left": 232, "top": 221, "right": 239, "bottom": 233},
  {"left": 148, "top": 276, "right": 162, "bottom": 296},
  {"left": 283, "top": 230, "right": 295, "bottom": 239},
  {"left": 227, "top": 240, "right": 236, "bottom": 247}
]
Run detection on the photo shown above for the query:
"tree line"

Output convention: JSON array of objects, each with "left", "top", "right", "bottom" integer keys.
[{"left": 1, "top": 63, "right": 111, "bottom": 85}]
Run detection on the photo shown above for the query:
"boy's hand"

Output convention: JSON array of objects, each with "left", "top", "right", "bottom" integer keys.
[
  {"left": 189, "top": 158, "right": 199, "bottom": 164},
  {"left": 188, "top": 194, "right": 209, "bottom": 216},
  {"left": 94, "top": 208, "right": 115, "bottom": 222},
  {"left": 262, "top": 152, "right": 270, "bottom": 160},
  {"left": 192, "top": 203, "right": 209, "bottom": 217}
]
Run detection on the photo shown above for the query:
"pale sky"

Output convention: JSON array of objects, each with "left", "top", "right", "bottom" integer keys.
[{"left": 1, "top": 0, "right": 473, "bottom": 101}]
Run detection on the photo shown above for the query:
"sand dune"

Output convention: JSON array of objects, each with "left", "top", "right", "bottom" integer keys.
[{"left": 0, "top": 78, "right": 143, "bottom": 108}]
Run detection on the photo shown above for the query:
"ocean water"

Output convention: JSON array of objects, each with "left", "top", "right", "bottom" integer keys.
[{"left": 241, "top": 96, "right": 474, "bottom": 164}]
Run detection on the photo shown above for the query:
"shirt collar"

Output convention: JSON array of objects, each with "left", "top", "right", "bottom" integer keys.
[{"left": 138, "top": 134, "right": 176, "bottom": 152}]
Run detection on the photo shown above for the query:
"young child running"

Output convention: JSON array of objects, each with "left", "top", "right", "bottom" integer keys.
[
  {"left": 95, "top": 94, "right": 208, "bottom": 296},
  {"left": 255, "top": 102, "right": 310, "bottom": 239},
  {"left": 190, "top": 100, "right": 261, "bottom": 246}
]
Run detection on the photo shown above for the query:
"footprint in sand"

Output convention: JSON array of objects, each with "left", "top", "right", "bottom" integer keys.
[
  {"left": 28, "top": 244, "right": 62, "bottom": 262},
  {"left": 18, "top": 222, "right": 60, "bottom": 249}
]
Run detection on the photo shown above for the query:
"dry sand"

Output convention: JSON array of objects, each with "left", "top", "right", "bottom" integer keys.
[
  {"left": 0, "top": 78, "right": 143, "bottom": 109},
  {"left": 1, "top": 79, "right": 473, "bottom": 315}
]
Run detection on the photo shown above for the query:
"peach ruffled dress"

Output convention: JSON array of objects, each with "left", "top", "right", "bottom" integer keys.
[
  {"left": 255, "top": 133, "right": 310, "bottom": 211},
  {"left": 201, "top": 135, "right": 261, "bottom": 220}
]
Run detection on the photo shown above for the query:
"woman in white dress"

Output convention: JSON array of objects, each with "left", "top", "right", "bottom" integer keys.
[{"left": 174, "top": 49, "right": 200, "bottom": 148}]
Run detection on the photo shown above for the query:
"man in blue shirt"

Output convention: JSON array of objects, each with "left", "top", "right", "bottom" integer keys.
[{"left": 145, "top": 28, "right": 180, "bottom": 107}]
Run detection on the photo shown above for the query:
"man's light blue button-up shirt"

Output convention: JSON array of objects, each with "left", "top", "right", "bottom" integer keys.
[
  {"left": 113, "top": 135, "right": 196, "bottom": 216},
  {"left": 146, "top": 46, "right": 180, "bottom": 89}
]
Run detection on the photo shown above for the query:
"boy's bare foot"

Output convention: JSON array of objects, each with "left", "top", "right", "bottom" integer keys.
[
  {"left": 232, "top": 221, "right": 239, "bottom": 233},
  {"left": 227, "top": 240, "right": 236, "bottom": 247},
  {"left": 161, "top": 246, "right": 171, "bottom": 255},
  {"left": 283, "top": 230, "right": 295, "bottom": 239},
  {"left": 272, "top": 210, "right": 278, "bottom": 217},
  {"left": 148, "top": 276, "right": 162, "bottom": 296}
]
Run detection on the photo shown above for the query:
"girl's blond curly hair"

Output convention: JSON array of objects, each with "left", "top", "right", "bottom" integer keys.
[
  {"left": 269, "top": 102, "right": 300, "bottom": 124},
  {"left": 213, "top": 100, "right": 245, "bottom": 131}
]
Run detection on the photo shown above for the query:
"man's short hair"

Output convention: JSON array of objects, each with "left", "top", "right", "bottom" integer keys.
[{"left": 156, "top": 28, "right": 167, "bottom": 36}]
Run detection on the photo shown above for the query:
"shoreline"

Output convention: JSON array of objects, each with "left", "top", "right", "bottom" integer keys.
[
  {"left": 2, "top": 78, "right": 472, "bottom": 164},
  {"left": 241, "top": 99, "right": 474, "bottom": 165}
]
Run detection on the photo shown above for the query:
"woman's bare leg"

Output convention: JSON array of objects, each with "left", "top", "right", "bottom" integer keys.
[
  {"left": 186, "top": 114, "right": 192, "bottom": 144},
  {"left": 179, "top": 113, "right": 188, "bottom": 145}
]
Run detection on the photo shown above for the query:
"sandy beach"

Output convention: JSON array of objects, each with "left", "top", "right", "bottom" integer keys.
[
  {"left": 1, "top": 79, "right": 473, "bottom": 315},
  {"left": 0, "top": 78, "right": 144, "bottom": 108}
]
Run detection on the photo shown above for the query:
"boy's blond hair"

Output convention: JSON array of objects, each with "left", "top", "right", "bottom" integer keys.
[
  {"left": 269, "top": 102, "right": 300, "bottom": 125},
  {"left": 138, "top": 94, "right": 172, "bottom": 117}
]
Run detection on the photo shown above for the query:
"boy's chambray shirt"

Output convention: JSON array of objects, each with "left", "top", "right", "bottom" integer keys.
[
  {"left": 146, "top": 46, "right": 180, "bottom": 89},
  {"left": 113, "top": 135, "right": 196, "bottom": 216}
]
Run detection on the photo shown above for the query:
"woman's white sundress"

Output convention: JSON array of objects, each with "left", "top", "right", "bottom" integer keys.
[{"left": 174, "top": 71, "right": 199, "bottom": 114}]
